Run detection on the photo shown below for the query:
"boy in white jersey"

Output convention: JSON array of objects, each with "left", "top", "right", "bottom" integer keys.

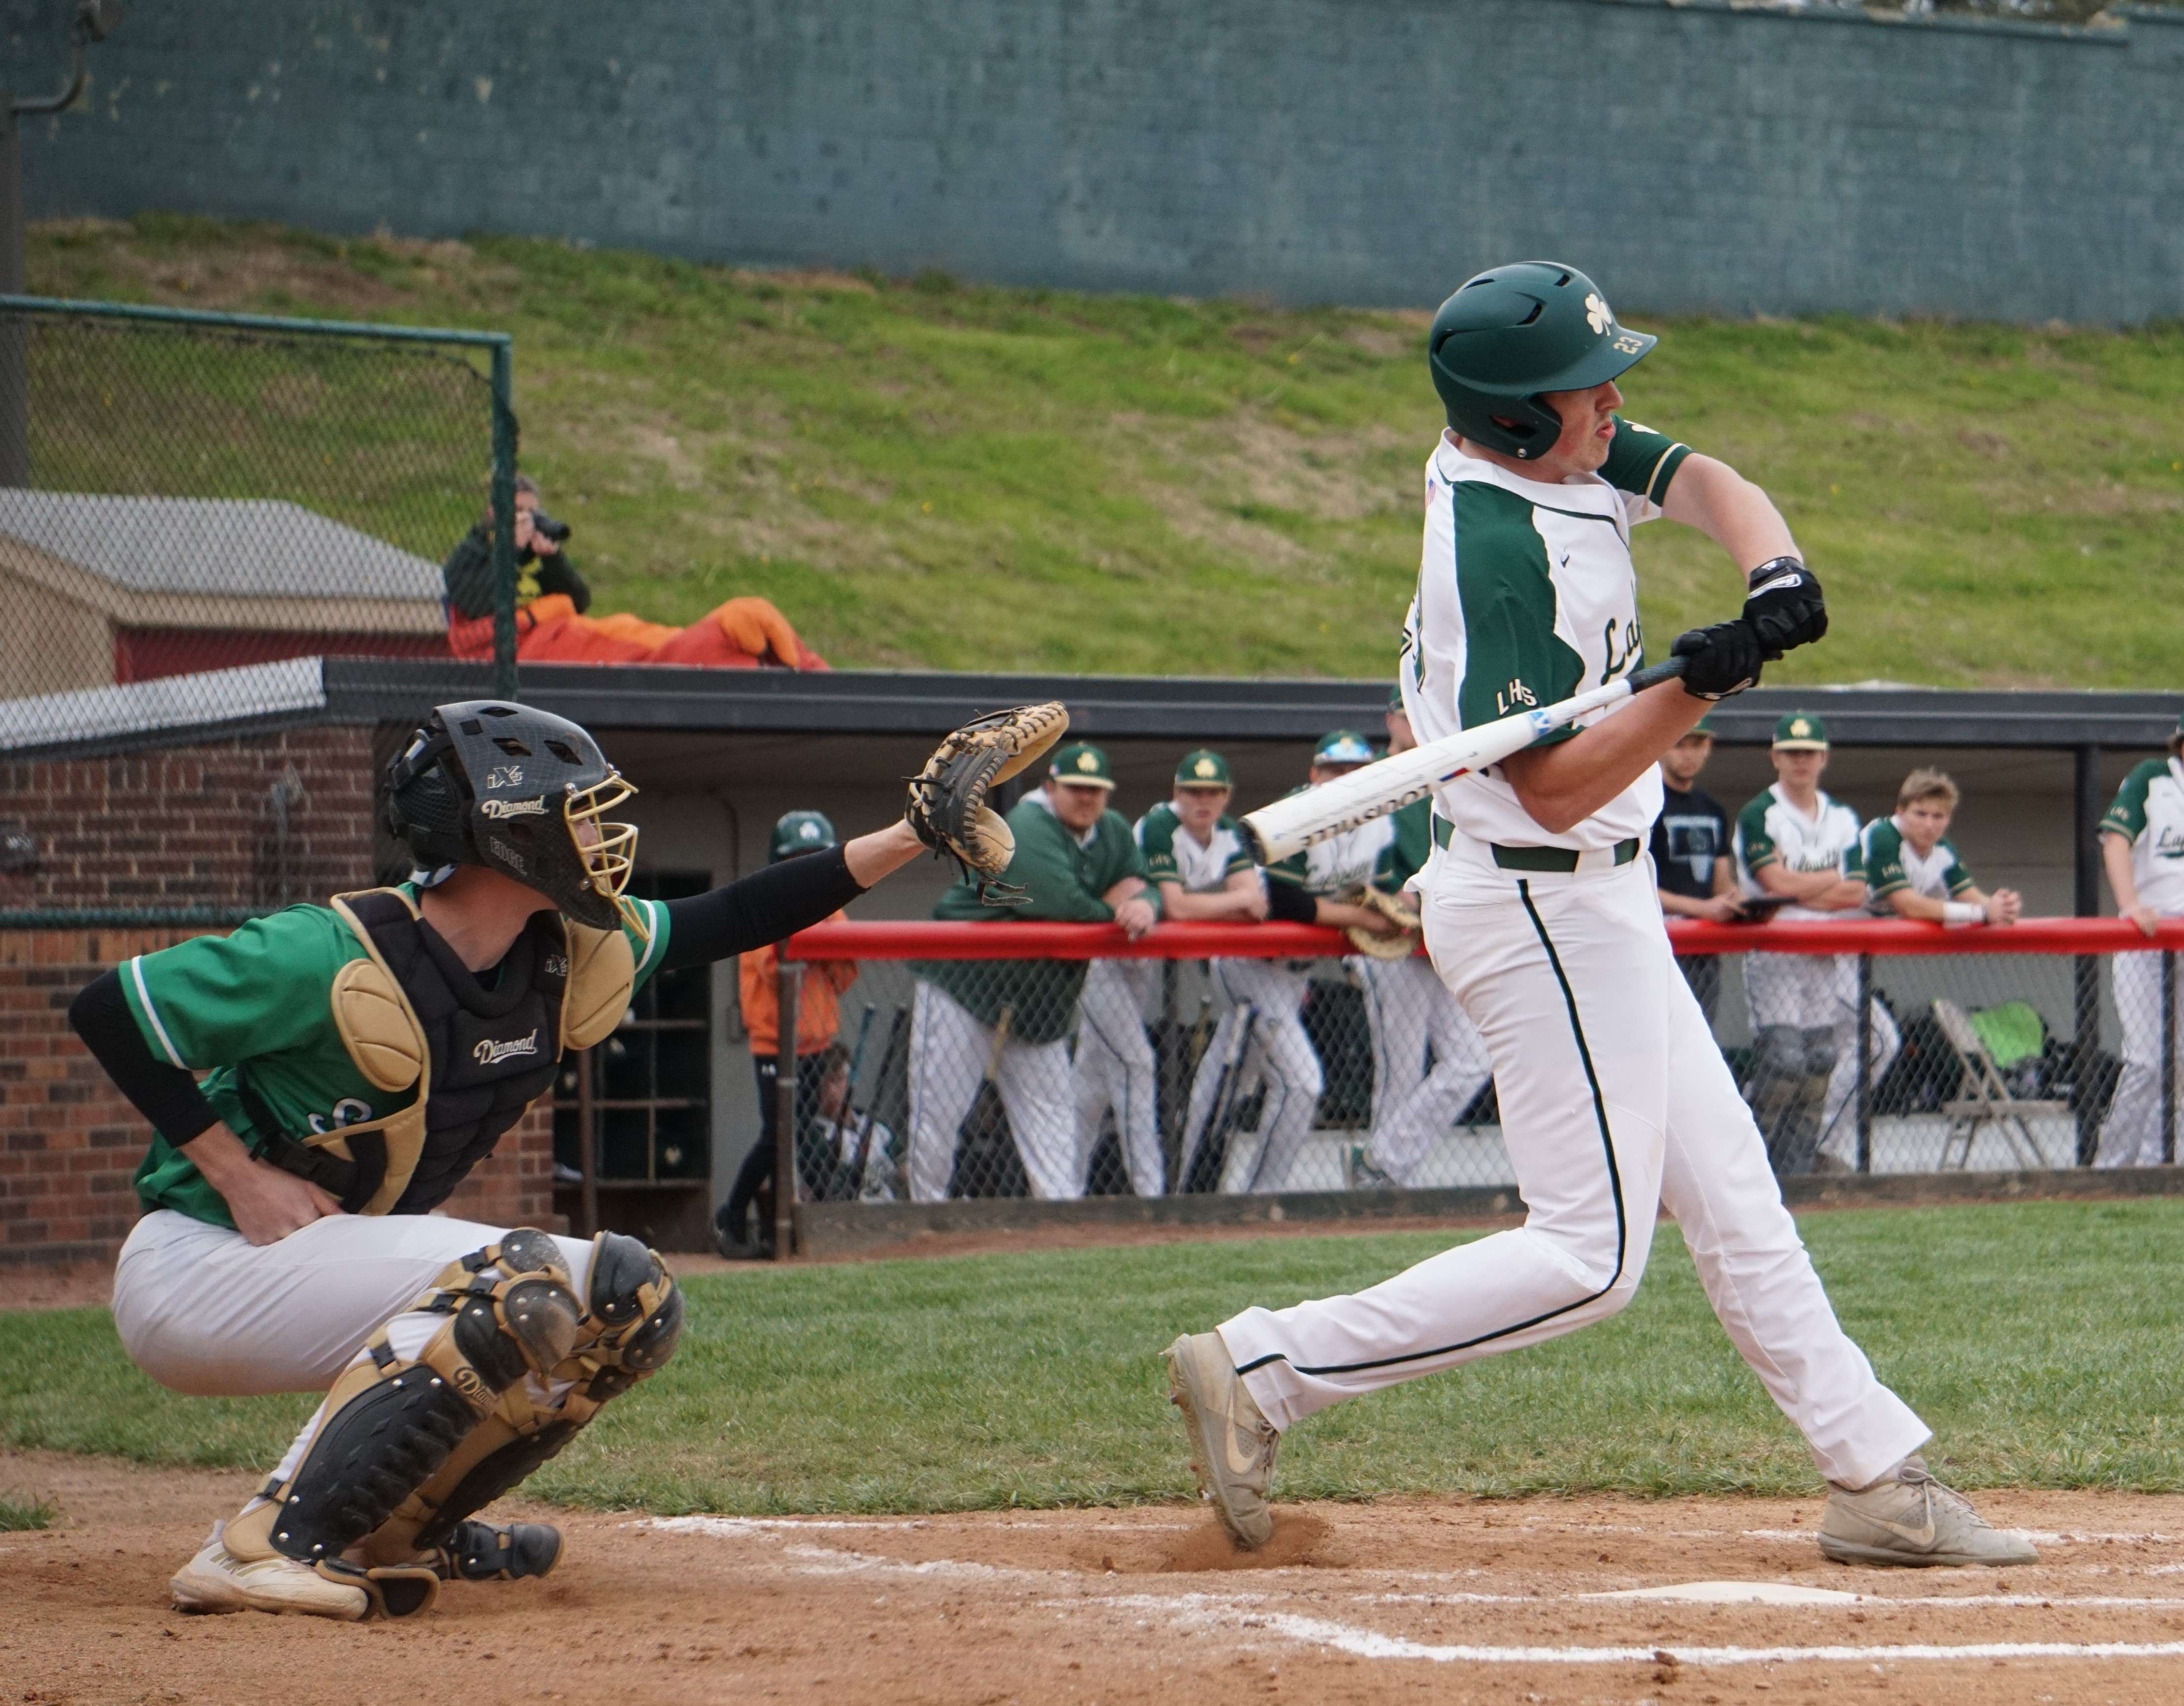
[
  {"left": 2094, "top": 717, "right": 2184, "bottom": 1166},
  {"left": 1736, "top": 713, "right": 1899, "bottom": 1175},
  {"left": 1073, "top": 751, "right": 1264, "bottom": 1193},
  {"left": 1862, "top": 769, "right": 2020, "bottom": 928},
  {"left": 1179, "top": 732, "right": 1401, "bottom": 1193},
  {"left": 1164, "top": 261, "right": 2028, "bottom": 1572}
]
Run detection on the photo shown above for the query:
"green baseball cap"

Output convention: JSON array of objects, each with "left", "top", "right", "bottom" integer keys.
[
  {"left": 1048, "top": 741, "right": 1116, "bottom": 790},
  {"left": 1313, "top": 729, "right": 1377, "bottom": 767},
  {"left": 769, "top": 809, "right": 837, "bottom": 863},
  {"left": 1175, "top": 749, "right": 1232, "bottom": 789},
  {"left": 1685, "top": 711, "right": 1717, "bottom": 738},
  {"left": 1772, "top": 711, "right": 1829, "bottom": 751}
]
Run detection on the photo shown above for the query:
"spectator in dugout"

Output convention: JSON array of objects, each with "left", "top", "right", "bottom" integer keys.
[
  {"left": 1860, "top": 769, "right": 2020, "bottom": 929},
  {"left": 1649, "top": 710, "right": 1748, "bottom": 1025},
  {"left": 442, "top": 472, "right": 827, "bottom": 671},
  {"left": 713, "top": 811, "right": 861, "bottom": 1258},
  {"left": 2094, "top": 715, "right": 2184, "bottom": 1167},
  {"left": 907, "top": 741, "right": 1157, "bottom": 1201},
  {"left": 1734, "top": 712, "right": 1898, "bottom": 1177}
]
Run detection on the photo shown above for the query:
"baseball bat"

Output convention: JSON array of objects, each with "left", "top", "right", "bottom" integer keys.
[
  {"left": 1238, "top": 656, "right": 1688, "bottom": 864},
  {"left": 822, "top": 1003, "right": 878, "bottom": 1202}
]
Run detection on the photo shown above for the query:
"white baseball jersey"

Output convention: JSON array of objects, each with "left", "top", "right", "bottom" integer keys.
[
  {"left": 1136, "top": 802, "right": 1253, "bottom": 894},
  {"left": 1398, "top": 422, "right": 1689, "bottom": 854},
  {"left": 1860, "top": 815, "right": 1973, "bottom": 913},
  {"left": 1265, "top": 792, "right": 1395, "bottom": 900},
  {"left": 2102, "top": 757, "right": 2184, "bottom": 915},
  {"left": 1735, "top": 784, "right": 1866, "bottom": 923}
]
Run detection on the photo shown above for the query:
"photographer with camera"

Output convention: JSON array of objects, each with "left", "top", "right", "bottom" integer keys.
[{"left": 442, "top": 473, "right": 590, "bottom": 624}]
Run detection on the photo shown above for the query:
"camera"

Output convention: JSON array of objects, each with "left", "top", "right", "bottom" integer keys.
[{"left": 529, "top": 510, "right": 573, "bottom": 546}]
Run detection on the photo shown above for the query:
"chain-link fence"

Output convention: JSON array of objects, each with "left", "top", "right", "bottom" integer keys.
[
  {"left": 0, "top": 295, "right": 517, "bottom": 757},
  {"left": 768, "top": 917, "right": 2184, "bottom": 1217}
]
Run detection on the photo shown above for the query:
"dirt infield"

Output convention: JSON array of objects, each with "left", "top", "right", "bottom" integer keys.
[{"left": 11, "top": 1450, "right": 2184, "bottom": 1705}]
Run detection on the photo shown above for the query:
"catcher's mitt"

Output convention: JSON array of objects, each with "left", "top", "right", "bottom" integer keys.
[
  {"left": 905, "top": 702, "right": 1070, "bottom": 903},
  {"left": 1345, "top": 885, "right": 1421, "bottom": 961}
]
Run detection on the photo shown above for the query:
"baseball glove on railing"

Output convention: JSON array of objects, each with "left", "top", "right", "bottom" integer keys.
[
  {"left": 905, "top": 702, "right": 1070, "bottom": 904},
  {"left": 1345, "top": 885, "right": 1422, "bottom": 961}
]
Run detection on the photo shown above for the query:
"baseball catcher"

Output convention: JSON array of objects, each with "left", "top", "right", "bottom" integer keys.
[{"left": 72, "top": 697, "right": 1062, "bottom": 1620}]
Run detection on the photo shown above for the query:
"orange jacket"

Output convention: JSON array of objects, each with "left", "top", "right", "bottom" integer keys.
[{"left": 740, "top": 916, "right": 858, "bottom": 1055}]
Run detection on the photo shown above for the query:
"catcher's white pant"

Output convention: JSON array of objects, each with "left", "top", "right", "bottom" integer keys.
[
  {"left": 907, "top": 981, "right": 1082, "bottom": 1200},
  {"left": 1181, "top": 958, "right": 1322, "bottom": 1193},
  {"left": 1218, "top": 853, "right": 1930, "bottom": 1491},
  {"left": 2095, "top": 946, "right": 2184, "bottom": 1168},
  {"left": 1743, "top": 949, "right": 1902, "bottom": 1165},
  {"left": 1071, "top": 958, "right": 1165, "bottom": 1196},
  {"left": 1355, "top": 953, "right": 1492, "bottom": 1185}
]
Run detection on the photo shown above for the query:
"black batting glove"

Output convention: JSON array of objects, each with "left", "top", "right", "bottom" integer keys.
[
  {"left": 1742, "top": 557, "right": 1826, "bottom": 661},
  {"left": 1670, "top": 621, "right": 1763, "bottom": 701}
]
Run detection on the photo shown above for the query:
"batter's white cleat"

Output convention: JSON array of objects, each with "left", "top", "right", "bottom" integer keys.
[
  {"left": 1163, "top": 1330, "right": 1279, "bottom": 1549},
  {"left": 169, "top": 1521, "right": 369, "bottom": 1620},
  {"left": 1819, "top": 1456, "right": 2039, "bottom": 1569}
]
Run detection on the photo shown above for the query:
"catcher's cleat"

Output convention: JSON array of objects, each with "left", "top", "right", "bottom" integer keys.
[
  {"left": 427, "top": 1518, "right": 563, "bottom": 1582},
  {"left": 1819, "top": 1456, "right": 2039, "bottom": 1569},
  {"left": 169, "top": 1521, "right": 369, "bottom": 1621},
  {"left": 1163, "top": 1330, "right": 1279, "bottom": 1550}
]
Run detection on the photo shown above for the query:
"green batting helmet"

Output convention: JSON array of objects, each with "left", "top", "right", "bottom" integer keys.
[
  {"left": 769, "top": 809, "right": 838, "bottom": 863},
  {"left": 1427, "top": 261, "right": 1658, "bottom": 461}
]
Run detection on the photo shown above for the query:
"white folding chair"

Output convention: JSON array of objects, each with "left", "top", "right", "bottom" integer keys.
[{"left": 1931, "top": 998, "right": 2068, "bottom": 1171}]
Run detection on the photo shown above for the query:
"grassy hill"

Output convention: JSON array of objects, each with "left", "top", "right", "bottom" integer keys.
[{"left": 27, "top": 214, "right": 2184, "bottom": 687}]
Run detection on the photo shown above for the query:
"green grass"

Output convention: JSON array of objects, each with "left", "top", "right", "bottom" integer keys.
[
  {"left": 0, "top": 1493, "right": 56, "bottom": 1531},
  {"left": 5, "top": 1199, "right": 2184, "bottom": 1514},
  {"left": 25, "top": 213, "right": 2184, "bottom": 686}
]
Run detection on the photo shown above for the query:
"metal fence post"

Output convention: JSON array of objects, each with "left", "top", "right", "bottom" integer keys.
[
  {"left": 2163, "top": 949, "right": 2178, "bottom": 1167},
  {"left": 774, "top": 961, "right": 801, "bottom": 1260},
  {"left": 488, "top": 339, "right": 519, "bottom": 702},
  {"left": 1855, "top": 952, "right": 1874, "bottom": 1174},
  {"left": 2073, "top": 743, "right": 2103, "bottom": 1165},
  {"left": 0, "top": 108, "right": 25, "bottom": 487}
]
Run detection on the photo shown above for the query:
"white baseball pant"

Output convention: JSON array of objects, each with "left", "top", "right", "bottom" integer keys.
[
  {"left": 113, "top": 1208, "right": 600, "bottom": 1494},
  {"left": 1183, "top": 958, "right": 1323, "bottom": 1193},
  {"left": 1071, "top": 958, "right": 1166, "bottom": 1196},
  {"left": 1742, "top": 949, "right": 1902, "bottom": 1166},
  {"left": 2095, "top": 945, "right": 2184, "bottom": 1168},
  {"left": 1355, "top": 953, "right": 1492, "bottom": 1185},
  {"left": 1218, "top": 853, "right": 1930, "bottom": 1491},
  {"left": 906, "top": 981, "right": 1082, "bottom": 1200}
]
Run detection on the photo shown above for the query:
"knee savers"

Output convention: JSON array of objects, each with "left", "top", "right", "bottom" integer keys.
[{"left": 228, "top": 1230, "right": 681, "bottom": 1615}]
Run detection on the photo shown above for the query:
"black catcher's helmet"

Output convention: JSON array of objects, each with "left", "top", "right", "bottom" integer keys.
[{"left": 385, "top": 700, "right": 643, "bottom": 935}]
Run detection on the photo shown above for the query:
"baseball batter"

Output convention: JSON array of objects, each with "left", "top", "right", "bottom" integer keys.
[
  {"left": 1178, "top": 732, "right": 1401, "bottom": 1194},
  {"left": 1735, "top": 714, "right": 1899, "bottom": 1175},
  {"left": 2094, "top": 720, "right": 2184, "bottom": 1167},
  {"left": 1348, "top": 692, "right": 1493, "bottom": 1190},
  {"left": 72, "top": 697, "right": 1055, "bottom": 1620},
  {"left": 1164, "top": 261, "right": 2030, "bottom": 1570}
]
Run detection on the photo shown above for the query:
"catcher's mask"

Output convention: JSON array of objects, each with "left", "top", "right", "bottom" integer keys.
[{"left": 385, "top": 700, "right": 645, "bottom": 938}]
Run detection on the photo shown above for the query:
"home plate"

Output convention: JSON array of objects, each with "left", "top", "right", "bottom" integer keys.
[{"left": 1591, "top": 1580, "right": 1865, "bottom": 1606}]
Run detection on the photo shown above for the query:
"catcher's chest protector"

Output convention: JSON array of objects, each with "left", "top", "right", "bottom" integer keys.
[{"left": 282, "top": 889, "right": 633, "bottom": 1214}]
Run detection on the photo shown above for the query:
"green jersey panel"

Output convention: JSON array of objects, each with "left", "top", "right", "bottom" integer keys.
[
  {"left": 1735, "top": 794, "right": 1779, "bottom": 873},
  {"left": 1378, "top": 797, "right": 1434, "bottom": 892},
  {"left": 128, "top": 892, "right": 670, "bottom": 1228},
  {"left": 1861, "top": 817, "right": 1908, "bottom": 899},
  {"left": 1451, "top": 481, "right": 1585, "bottom": 748},
  {"left": 1600, "top": 418, "right": 1693, "bottom": 507},
  {"left": 2101, "top": 758, "right": 2166, "bottom": 842}
]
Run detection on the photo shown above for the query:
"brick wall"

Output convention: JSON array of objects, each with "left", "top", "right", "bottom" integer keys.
[{"left": 0, "top": 726, "right": 384, "bottom": 914}]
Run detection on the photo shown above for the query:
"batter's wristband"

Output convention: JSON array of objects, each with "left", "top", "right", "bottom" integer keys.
[{"left": 1746, "top": 555, "right": 1806, "bottom": 590}]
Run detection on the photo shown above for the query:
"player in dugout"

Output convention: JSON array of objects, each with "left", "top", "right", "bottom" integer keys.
[{"left": 69, "top": 696, "right": 1061, "bottom": 1621}]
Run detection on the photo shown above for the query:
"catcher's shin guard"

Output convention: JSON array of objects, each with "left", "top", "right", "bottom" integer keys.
[
  {"left": 357, "top": 1231, "right": 684, "bottom": 1580},
  {"left": 223, "top": 1229, "right": 583, "bottom": 1619}
]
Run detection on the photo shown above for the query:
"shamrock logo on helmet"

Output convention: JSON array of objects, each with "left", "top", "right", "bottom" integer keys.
[
  {"left": 1077, "top": 752, "right": 1099, "bottom": 772},
  {"left": 1585, "top": 293, "right": 1612, "bottom": 336},
  {"left": 1194, "top": 758, "right": 1217, "bottom": 778}
]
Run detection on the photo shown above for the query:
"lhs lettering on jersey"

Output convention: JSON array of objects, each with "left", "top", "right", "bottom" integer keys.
[
  {"left": 473, "top": 1029, "right": 541, "bottom": 1066},
  {"left": 305, "top": 1097, "right": 374, "bottom": 1136},
  {"left": 1495, "top": 679, "right": 1538, "bottom": 716}
]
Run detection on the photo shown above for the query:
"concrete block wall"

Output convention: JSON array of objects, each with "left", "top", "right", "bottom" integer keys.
[{"left": 16, "top": 0, "right": 2184, "bottom": 321}]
